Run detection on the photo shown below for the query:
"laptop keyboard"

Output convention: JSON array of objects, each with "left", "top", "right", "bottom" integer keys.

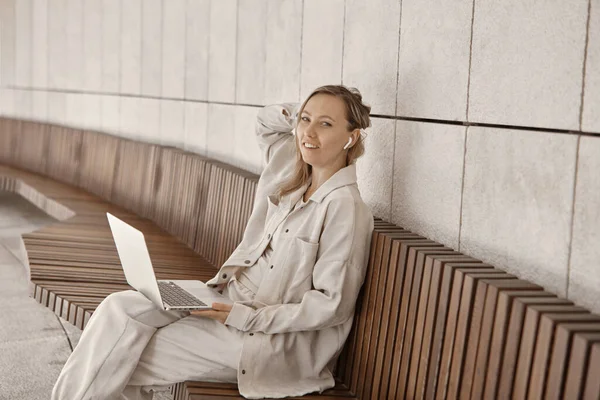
[{"left": 157, "top": 281, "right": 207, "bottom": 308}]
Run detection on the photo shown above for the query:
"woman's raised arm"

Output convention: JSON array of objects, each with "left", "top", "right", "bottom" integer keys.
[{"left": 255, "top": 102, "right": 301, "bottom": 167}]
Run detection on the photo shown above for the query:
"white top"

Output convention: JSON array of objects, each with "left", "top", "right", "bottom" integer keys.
[{"left": 228, "top": 190, "right": 310, "bottom": 301}]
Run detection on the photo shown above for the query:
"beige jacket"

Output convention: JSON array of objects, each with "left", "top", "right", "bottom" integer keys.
[{"left": 205, "top": 103, "right": 375, "bottom": 399}]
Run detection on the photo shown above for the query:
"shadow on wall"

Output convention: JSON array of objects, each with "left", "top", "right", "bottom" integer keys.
[{"left": 462, "top": 234, "right": 571, "bottom": 299}]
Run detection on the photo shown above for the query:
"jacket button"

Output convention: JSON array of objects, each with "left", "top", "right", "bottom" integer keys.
[
  {"left": 285, "top": 229, "right": 289, "bottom": 233},
  {"left": 242, "top": 369, "right": 246, "bottom": 374},
  {"left": 270, "top": 265, "right": 273, "bottom": 269},
  {"left": 267, "top": 233, "right": 271, "bottom": 239},
  {"left": 222, "top": 273, "right": 227, "bottom": 279},
  {"left": 244, "top": 260, "right": 251, "bottom": 264},
  {"left": 249, "top": 333, "right": 254, "bottom": 336}
]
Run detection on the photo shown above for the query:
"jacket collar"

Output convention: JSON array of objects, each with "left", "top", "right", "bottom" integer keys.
[{"left": 279, "top": 163, "right": 358, "bottom": 209}]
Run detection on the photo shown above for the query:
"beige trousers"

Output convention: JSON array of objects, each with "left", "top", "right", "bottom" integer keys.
[{"left": 51, "top": 290, "right": 246, "bottom": 400}]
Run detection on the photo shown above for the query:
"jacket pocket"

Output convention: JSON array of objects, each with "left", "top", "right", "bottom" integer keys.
[
  {"left": 280, "top": 236, "right": 320, "bottom": 303},
  {"left": 228, "top": 277, "right": 256, "bottom": 302}
]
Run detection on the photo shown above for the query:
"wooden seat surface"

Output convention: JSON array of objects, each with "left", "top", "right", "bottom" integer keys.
[{"left": 0, "top": 164, "right": 216, "bottom": 329}]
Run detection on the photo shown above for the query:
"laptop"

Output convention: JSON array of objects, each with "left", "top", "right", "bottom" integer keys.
[{"left": 106, "top": 212, "right": 233, "bottom": 311}]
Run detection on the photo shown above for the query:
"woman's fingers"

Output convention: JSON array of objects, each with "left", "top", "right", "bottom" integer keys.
[
  {"left": 190, "top": 309, "right": 215, "bottom": 317},
  {"left": 190, "top": 305, "right": 231, "bottom": 324}
]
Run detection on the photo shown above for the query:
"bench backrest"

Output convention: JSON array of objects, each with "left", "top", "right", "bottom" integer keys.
[
  {"left": 0, "top": 118, "right": 259, "bottom": 268},
  {"left": 1, "top": 118, "right": 598, "bottom": 399}
]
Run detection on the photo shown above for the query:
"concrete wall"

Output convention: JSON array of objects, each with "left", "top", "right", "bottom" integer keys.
[{"left": 0, "top": 0, "right": 599, "bottom": 313}]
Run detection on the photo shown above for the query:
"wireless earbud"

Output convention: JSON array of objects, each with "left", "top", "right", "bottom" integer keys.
[{"left": 343, "top": 137, "right": 353, "bottom": 150}]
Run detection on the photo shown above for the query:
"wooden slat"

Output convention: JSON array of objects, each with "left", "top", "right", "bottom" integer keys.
[
  {"left": 192, "top": 161, "right": 214, "bottom": 255},
  {"left": 409, "top": 256, "right": 484, "bottom": 399},
  {"left": 582, "top": 342, "right": 600, "bottom": 399},
  {"left": 527, "top": 313, "right": 600, "bottom": 399},
  {"left": 153, "top": 147, "right": 182, "bottom": 237},
  {"left": 563, "top": 332, "right": 600, "bottom": 399},
  {"left": 438, "top": 270, "right": 515, "bottom": 400},
  {"left": 482, "top": 291, "right": 559, "bottom": 399},
  {"left": 349, "top": 229, "right": 418, "bottom": 393},
  {"left": 45, "top": 125, "right": 82, "bottom": 186},
  {"left": 358, "top": 230, "right": 425, "bottom": 397},
  {"left": 395, "top": 247, "right": 459, "bottom": 399},
  {"left": 111, "top": 139, "right": 161, "bottom": 218},
  {"left": 221, "top": 172, "right": 243, "bottom": 267},
  {"left": 495, "top": 297, "right": 574, "bottom": 399},
  {"left": 344, "top": 222, "right": 399, "bottom": 383},
  {"left": 545, "top": 324, "right": 600, "bottom": 399},
  {"left": 349, "top": 226, "right": 400, "bottom": 383},
  {"left": 423, "top": 263, "right": 493, "bottom": 398},
  {"left": 366, "top": 231, "right": 422, "bottom": 397},
  {"left": 512, "top": 306, "right": 594, "bottom": 399},
  {"left": 199, "top": 165, "right": 223, "bottom": 264},
  {"left": 465, "top": 279, "right": 543, "bottom": 399},
  {"left": 405, "top": 254, "right": 481, "bottom": 400},
  {"left": 0, "top": 118, "right": 19, "bottom": 166},
  {"left": 14, "top": 120, "right": 49, "bottom": 174},
  {"left": 77, "top": 130, "right": 120, "bottom": 201},
  {"left": 381, "top": 240, "right": 443, "bottom": 398},
  {"left": 180, "top": 155, "right": 207, "bottom": 248}
]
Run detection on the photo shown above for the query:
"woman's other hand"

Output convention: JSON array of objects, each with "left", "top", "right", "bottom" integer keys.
[
  {"left": 281, "top": 103, "right": 300, "bottom": 128},
  {"left": 190, "top": 303, "right": 233, "bottom": 324}
]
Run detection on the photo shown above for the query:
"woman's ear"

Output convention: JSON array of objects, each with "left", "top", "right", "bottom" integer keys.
[{"left": 352, "top": 128, "right": 361, "bottom": 145}]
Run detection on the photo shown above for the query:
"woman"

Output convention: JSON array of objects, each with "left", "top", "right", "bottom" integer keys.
[{"left": 51, "top": 84, "right": 375, "bottom": 400}]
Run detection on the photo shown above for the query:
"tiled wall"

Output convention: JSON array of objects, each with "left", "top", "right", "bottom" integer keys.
[{"left": 0, "top": 0, "right": 599, "bottom": 313}]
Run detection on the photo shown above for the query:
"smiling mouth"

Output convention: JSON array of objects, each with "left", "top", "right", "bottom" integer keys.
[{"left": 303, "top": 143, "right": 320, "bottom": 150}]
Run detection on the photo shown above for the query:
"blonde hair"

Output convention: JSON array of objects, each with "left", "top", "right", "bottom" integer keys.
[{"left": 277, "top": 85, "right": 372, "bottom": 199}]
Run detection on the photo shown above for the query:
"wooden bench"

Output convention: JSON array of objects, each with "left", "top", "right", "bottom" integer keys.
[{"left": 1, "top": 118, "right": 599, "bottom": 400}]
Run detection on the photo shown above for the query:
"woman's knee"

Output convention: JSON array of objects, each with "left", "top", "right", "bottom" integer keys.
[{"left": 101, "top": 290, "right": 150, "bottom": 313}]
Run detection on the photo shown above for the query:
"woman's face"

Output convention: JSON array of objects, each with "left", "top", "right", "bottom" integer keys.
[{"left": 295, "top": 93, "right": 354, "bottom": 169}]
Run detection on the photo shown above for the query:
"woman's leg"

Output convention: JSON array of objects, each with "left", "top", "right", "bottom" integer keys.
[
  {"left": 51, "top": 290, "right": 188, "bottom": 400},
  {"left": 120, "top": 314, "right": 244, "bottom": 400}
]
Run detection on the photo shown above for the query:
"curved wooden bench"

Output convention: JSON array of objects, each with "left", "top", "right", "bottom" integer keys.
[{"left": 1, "top": 118, "right": 599, "bottom": 400}]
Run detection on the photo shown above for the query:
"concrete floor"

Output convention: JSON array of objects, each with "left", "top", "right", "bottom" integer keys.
[{"left": 0, "top": 192, "right": 172, "bottom": 400}]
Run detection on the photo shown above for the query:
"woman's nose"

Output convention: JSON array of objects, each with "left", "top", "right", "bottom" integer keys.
[{"left": 305, "top": 124, "right": 318, "bottom": 137}]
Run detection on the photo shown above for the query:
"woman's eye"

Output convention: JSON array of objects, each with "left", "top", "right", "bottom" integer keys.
[{"left": 300, "top": 117, "right": 330, "bottom": 127}]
